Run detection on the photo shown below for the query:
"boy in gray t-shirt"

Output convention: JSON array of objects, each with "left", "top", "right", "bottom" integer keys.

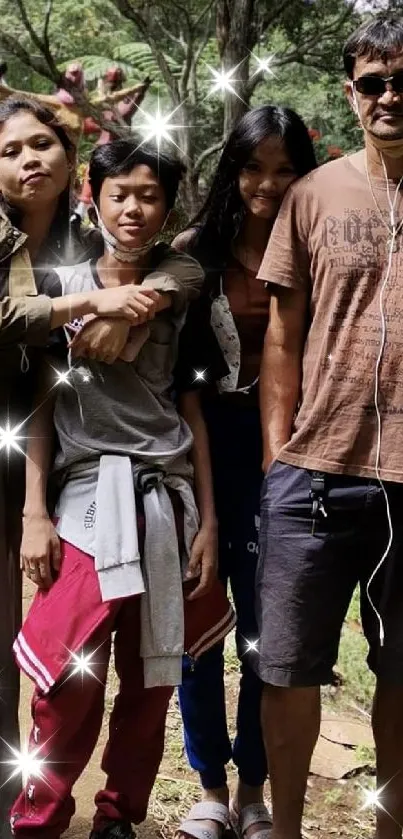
[{"left": 11, "top": 141, "right": 233, "bottom": 839}]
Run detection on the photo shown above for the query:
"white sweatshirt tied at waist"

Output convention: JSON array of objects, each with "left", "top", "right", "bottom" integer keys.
[{"left": 55, "top": 453, "right": 200, "bottom": 688}]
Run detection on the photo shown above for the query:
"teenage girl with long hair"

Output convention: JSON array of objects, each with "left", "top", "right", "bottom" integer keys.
[{"left": 173, "top": 105, "right": 317, "bottom": 839}]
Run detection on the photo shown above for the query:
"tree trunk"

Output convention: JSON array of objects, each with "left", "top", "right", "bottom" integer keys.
[
  {"left": 177, "top": 102, "right": 200, "bottom": 217},
  {"left": 181, "top": 167, "right": 201, "bottom": 218},
  {"left": 216, "top": 0, "right": 256, "bottom": 137},
  {"left": 222, "top": 42, "right": 250, "bottom": 136}
]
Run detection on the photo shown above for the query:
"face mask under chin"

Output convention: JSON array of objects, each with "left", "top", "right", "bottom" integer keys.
[{"left": 93, "top": 203, "right": 162, "bottom": 264}]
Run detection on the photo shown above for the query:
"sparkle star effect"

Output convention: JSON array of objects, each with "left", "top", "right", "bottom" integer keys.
[
  {"left": 360, "top": 778, "right": 403, "bottom": 828},
  {"left": 251, "top": 53, "right": 277, "bottom": 79},
  {"left": 193, "top": 369, "right": 207, "bottom": 382},
  {"left": 51, "top": 367, "right": 73, "bottom": 388},
  {"left": 70, "top": 650, "right": 96, "bottom": 677},
  {"left": 207, "top": 61, "right": 248, "bottom": 104},
  {"left": 0, "top": 421, "right": 25, "bottom": 454},
  {"left": 0, "top": 740, "right": 47, "bottom": 789},
  {"left": 241, "top": 636, "right": 260, "bottom": 656},
  {"left": 208, "top": 64, "right": 238, "bottom": 96},
  {"left": 58, "top": 643, "right": 107, "bottom": 689},
  {"left": 362, "top": 786, "right": 385, "bottom": 811},
  {"left": 135, "top": 99, "right": 185, "bottom": 153}
]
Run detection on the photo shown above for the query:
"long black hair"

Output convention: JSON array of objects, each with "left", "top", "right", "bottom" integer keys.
[
  {"left": 189, "top": 105, "right": 317, "bottom": 271},
  {"left": 0, "top": 96, "right": 76, "bottom": 261}
]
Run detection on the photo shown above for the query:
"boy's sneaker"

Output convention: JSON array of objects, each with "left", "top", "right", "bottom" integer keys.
[{"left": 90, "top": 821, "right": 135, "bottom": 839}]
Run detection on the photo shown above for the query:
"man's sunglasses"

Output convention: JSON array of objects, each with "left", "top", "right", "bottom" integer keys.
[{"left": 354, "top": 71, "right": 403, "bottom": 96}]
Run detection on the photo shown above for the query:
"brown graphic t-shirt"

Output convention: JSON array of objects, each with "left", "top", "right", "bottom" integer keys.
[{"left": 258, "top": 152, "right": 403, "bottom": 482}]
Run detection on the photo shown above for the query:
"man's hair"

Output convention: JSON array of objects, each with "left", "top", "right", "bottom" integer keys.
[
  {"left": 89, "top": 139, "right": 186, "bottom": 210},
  {"left": 343, "top": 15, "right": 403, "bottom": 79}
]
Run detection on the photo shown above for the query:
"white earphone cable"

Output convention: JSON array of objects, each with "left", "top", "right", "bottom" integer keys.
[{"left": 365, "top": 157, "right": 403, "bottom": 647}]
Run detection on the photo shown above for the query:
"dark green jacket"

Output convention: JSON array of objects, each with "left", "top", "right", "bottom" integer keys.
[{"left": 0, "top": 211, "right": 52, "bottom": 348}]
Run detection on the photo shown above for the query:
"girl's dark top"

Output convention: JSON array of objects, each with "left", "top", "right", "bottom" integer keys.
[{"left": 173, "top": 228, "right": 269, "bottom": 401}]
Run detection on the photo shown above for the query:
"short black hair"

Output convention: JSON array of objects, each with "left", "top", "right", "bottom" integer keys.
[
  {"left": 89, "top": 139, "right": 186, "bottom": 210},
  {"left": 343, "top": 15, "right": 403, "bottom": 79}
]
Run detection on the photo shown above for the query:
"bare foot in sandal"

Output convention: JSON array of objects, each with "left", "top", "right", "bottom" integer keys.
[
  {"left": 230, "top": 782, "right": 272, "bottom": 839},
  {"left": 176, "top": 787, "right": 229, "bottom": 839}
]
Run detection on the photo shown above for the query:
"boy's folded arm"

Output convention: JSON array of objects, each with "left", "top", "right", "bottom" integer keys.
[{"left": 141, "top": 251, "right": 204, "bottom": 313}]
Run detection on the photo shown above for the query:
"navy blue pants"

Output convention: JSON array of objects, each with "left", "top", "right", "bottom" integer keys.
[{"left": 178, "top": 399, "right": 267, "bottom": 789}]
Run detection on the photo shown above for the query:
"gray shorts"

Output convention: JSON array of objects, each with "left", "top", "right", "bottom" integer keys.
[{"left": 255, "top": 461, "right": 403, "bottom": 687}]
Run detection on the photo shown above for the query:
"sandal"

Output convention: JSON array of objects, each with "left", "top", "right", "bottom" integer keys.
[
  {"left": 229, "top": 802, "right": 272, "bottom": 839},
  {"left": 177, "top": 801, "right": 229, "bottom": 839}
]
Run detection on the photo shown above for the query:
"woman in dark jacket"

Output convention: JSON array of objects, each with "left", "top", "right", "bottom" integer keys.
[{"left": 0, "top": 97, "right": 158, "bottom": 837}]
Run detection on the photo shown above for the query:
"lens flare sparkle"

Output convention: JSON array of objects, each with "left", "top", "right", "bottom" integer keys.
[
  {"left": 0, "top": 421, "right": 25, "bottom": 455},
  {"left": 251, "top": 54, "right": 277, "bottom": 78},
  {"left": 362, "top": 787, "right": 384, "bottom": 810},
  {"left": 208, "top": 64, "right": 240, "bottom": 98},
  {"left": 70, "top": 650, "right": 96, "bottom": 677},
  {"left": 241, "top": 636, "right": 260, "bottom": 656},
  {"left": 0, "top": 740, "right": 47, "bottom": 789},
  {"left": 52, "top": 367, "right": 72, "bottom": 387},
  {"left": 58, "top": 644, "right": 107, "bottom": 689},
  {"left": 136, "top": 99, "right": 185, "bottom": 153},
  {"left": 360, "top": 777, "right": 403, "bottom": 828}
]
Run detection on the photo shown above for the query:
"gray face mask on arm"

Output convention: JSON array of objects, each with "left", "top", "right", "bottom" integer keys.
[{"left": 210, "top": 275, "right": 258, "bottom": 394}]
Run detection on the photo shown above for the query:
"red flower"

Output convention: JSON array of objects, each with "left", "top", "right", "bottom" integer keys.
[
  {"left": 308, "top": 127, "right": 321, "bottom": 141},
  {"left": 327, "top": 145, "right": 343, "bottom": 158}
]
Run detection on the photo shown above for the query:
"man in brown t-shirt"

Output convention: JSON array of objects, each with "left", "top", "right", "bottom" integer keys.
[{"left": 256, "top": 14, "right": 403, "bottom": 839}]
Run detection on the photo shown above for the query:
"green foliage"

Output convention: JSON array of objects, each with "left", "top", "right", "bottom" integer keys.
[
  {"left": 0, "top": 0, "right": 381, "bottom": 206},
  {"left": 336, "top": 590, "right": 375, "bottom": 712},
  {"left": 114, "top": 42, "right": 181, "bottom": 77},
  {"left": 253, "top": 24, "right": 363, "bottom": 162},
  {"left": 67, "top": 42, "right": 182, "bottom": 85}
]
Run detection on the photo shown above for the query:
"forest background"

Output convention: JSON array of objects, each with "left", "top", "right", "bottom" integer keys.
[{"left": 0, "top": 0, "right": 399, "bottom": 214}]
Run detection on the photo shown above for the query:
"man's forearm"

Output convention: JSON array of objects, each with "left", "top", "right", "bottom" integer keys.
[{"left": 260, "top": 335, "right": 301, "bottom": 468}]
